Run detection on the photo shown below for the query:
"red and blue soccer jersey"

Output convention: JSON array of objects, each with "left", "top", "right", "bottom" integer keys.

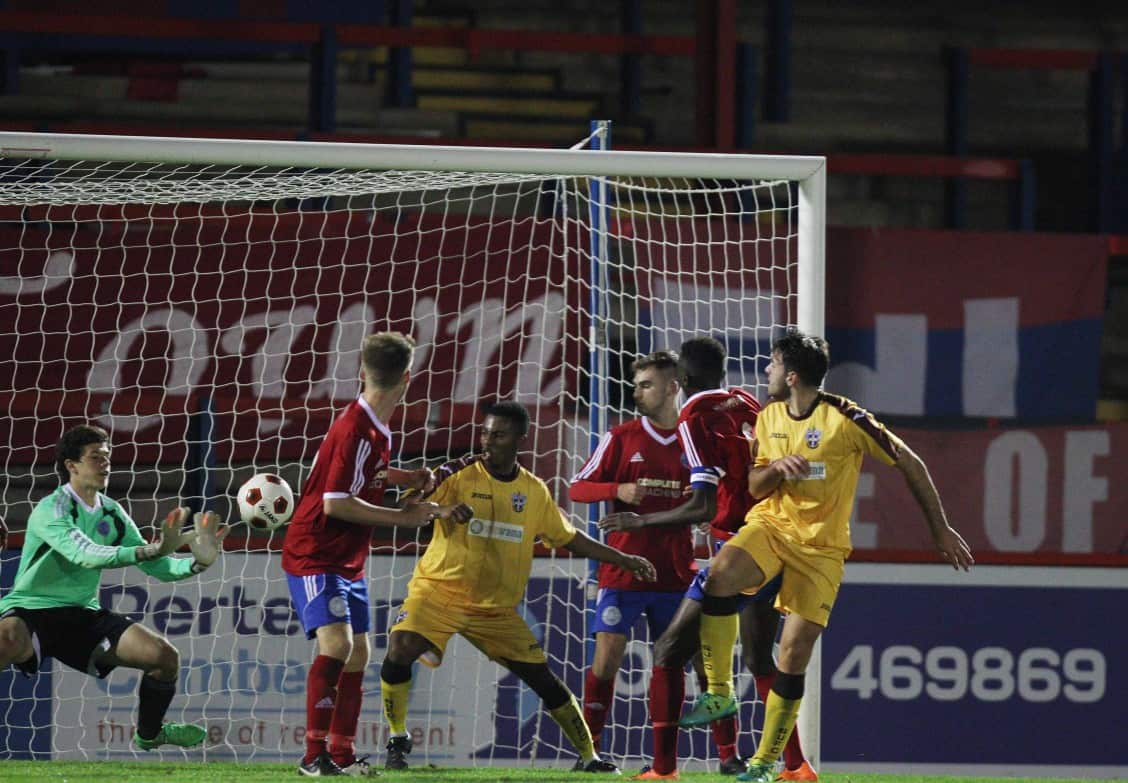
[
  {"left": 282, "top": 397, "right": 392, "bottom": 581},
  {"left": 571, "top": 417, "right": 693, "bottom": 592},
  {"left": 676, "top": 388, "right": 762, "bottom": 541}
]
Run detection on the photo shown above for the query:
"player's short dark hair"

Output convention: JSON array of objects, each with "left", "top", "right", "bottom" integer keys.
[
  {"left": 678, "top": 336, "right": 727, "bottom": 390},
  {"left": 361, "top": 331, "right": 415, "bottom": 389},
  {"left": 483, "top": 400, "right": 530, "bottom": 437},
  {"left": 56, "top": 424, "right": 110, "bottom": 481},
  {"left": 773, "top": 327, "right": 830, "bottom": 387},
  {"left": 631, "top": 350, "right": 679, "bottom": 376}
]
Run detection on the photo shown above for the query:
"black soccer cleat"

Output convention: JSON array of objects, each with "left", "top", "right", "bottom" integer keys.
[
  {"left": 384, "top": 735, "right": 413, "bottom": 770},
  {"left": 298, "top": 752, "right": 345, "bottom": 777},
  {"left": 719, "top": 755, "right": 750, "bottom": 775}
]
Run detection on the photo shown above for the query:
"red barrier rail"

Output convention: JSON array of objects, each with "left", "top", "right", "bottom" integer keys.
[
  {"left": 827, "top": 153, "right": 1022, "bottom": 181},
  {"left": 967, "top": 47, "right": 1100, "bottom": 71},
  {"left": 338, "top": 24, "right": 695, "bottom": 56},
  {"left": 0, "top": 12, "right": 694, "bottom": 56},
  {"left": 0, "top": 12, "right": 321, "bottom": 43}
]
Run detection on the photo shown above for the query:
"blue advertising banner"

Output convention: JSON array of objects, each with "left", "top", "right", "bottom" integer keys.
[
  {"left": 822, "top": 565, "right": 1127, "bottom": 777},
  {"left": 0, "top": 549, "right": 53, "bottom": 759}
]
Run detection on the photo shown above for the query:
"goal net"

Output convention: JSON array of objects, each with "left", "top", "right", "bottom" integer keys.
[{"left": 0, "top": 130, "right": 824, "bottom": 771}]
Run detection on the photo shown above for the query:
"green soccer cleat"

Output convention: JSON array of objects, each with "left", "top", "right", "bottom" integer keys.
[
  {"left": 133, "top": 722, "right": 207, "bottom": 751},
  {"left": 735, "top": 762, "right": 775, "bottom": 783},
  {"left": 678, "top": 692, "right": 738, "bottom": 727}
]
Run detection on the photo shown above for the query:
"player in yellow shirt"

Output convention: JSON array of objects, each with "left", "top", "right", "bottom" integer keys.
[
  {"left": 680, "top": 328, "right": 974, "bottom": 783},
  {"left": 378, "top": 401, "right": 657, "bottom": 773}
]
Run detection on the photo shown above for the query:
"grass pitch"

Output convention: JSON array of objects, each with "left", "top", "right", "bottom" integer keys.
[{"left": 0, "top": 763, "right": 1106, "bottom": 783}]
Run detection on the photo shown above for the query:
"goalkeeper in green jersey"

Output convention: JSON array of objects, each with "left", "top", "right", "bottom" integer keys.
[{"left": 0, "top": 424, "right": 228, "bottom": 751}]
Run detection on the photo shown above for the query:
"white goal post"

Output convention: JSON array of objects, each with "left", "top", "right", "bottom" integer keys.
[{"left": 0, "top": 130, "right": 824, "bottom": 769}]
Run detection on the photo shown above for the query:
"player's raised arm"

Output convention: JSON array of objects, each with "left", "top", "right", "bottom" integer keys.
[
  {"left": 597, "top": 484, "right": 715, "bottom": 532},
  {"left": 894, "top": 444, "right": 974, "bottom": 571},
  {"left": 563, "top": 529, "right": 657, "bottom": 582},
  {"left": 387, "top": 466, "right": 435, "bottom": 494},
  {"left": 322, "top": 494, "right": 463, "bottom": 528}
]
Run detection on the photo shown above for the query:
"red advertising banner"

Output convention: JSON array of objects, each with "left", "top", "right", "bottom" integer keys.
[
  {"left": 854, "top": 423, "right": 1127, "bottom": 556},
  {"left": 0, "top": 210, "right": 583, "bottom": 465},
  {"left": 825, "top": 227, "right": 1108, "bottom": 420}
]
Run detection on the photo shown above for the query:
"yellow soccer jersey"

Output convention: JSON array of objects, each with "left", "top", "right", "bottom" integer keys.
[
  {"left": 750, "top": 393, "right": 906, "bottom": 553},
  {"left": 413, "top": 455, "right": 577, "bottom": 609}
]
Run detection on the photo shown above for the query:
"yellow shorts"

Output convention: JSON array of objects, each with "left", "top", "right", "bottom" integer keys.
[
  {"left": 390, "top": 579, "right": 546, "bottom": 667},
  {"left": 725, "top": 522, "right": 845, "bottom": 627}
]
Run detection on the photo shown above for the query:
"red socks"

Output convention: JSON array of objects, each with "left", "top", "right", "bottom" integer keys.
[
  {"left": 304, "top": 655, "right": 345, "bottom": 764},
  {"left": 582, "top": 671, "right": 615, "bottom": 752},
  {"left": 649, "top": 666, "right": 684, "bottom": 775},
  {"left": 328, "top": 670, "right": 365, "bottom": 767},
  {"left": 700, "top": 672, "right": 737, "bottom": 762}
]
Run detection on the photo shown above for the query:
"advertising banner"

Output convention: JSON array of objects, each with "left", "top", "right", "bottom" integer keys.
[
  {"left": 0, "top": 212, "right": 582, "bottom": 465},
  {"left": 822, "top": 564, "right": 1127, "bottom": 778},
  {"left": 850, "top": 423, "right": 1127, "bottom": 556},
  {"left": 825, "top": 227, "right": 1108, "bottom": 421}
]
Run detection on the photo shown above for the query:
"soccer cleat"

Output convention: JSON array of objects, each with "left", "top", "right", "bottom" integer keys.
[
  {"left": 630, "top": 765, "right": 680, "bottom": 780},
  {"left": 132, "top": 722, "right": 207, "bottom": 751},
  {"left": 777, "top": 761, "right": 818, "bottom": 782},
  {"left": 572, "top": 757, "right": 622, "bottom": 774},
  {"left": 298, "top": 752, "right": 345, "bottom": 777},
  {"left": 384, "top": 735, "right": 412, "bottom": 770},
  {"left": 338, "top": 754, "right": 376, "bottom": 777},
  {"left": 678, "top": 692, "right": 737, "bottom": 727},
  {"left": 719, "top": 756, "right": 750, "bottom": 775},
  {"left": 736, "top": 761, "right": 776, "bottom": 783}
]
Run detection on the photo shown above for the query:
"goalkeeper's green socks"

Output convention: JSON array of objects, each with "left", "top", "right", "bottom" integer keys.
[
  {"left": 548, "top": 692, "right": 597, "bottom": 762},
  {"left": 700, "top": 596, "right": 740, "bottom": 697},
  {"left": 380, "top": 677, "right": 412, "bottom": 736}
]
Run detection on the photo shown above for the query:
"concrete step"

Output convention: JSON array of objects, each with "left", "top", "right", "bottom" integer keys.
[
  {"left": 418, "top": 92, "right": 600, "bottom": 119},
  {"left": 26, "top": 61, "right": 561, "bottom": 93},
  {"left": 0, "top": 92, "right": 458, "bottom": 136},
  {"left": 463, "top": 115, "right": 649, "bottom": 145}
]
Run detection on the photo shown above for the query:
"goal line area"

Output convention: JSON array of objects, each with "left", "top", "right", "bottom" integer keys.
[{"left": 0, "top": 130, "right": 825, "bottom": 768}]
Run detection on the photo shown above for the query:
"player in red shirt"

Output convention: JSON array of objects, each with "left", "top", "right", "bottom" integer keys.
[
  {"left": 600, "top": 337, "right": 811, "bottom": 781},
  {"left": 283, "top": 331, "right": 469, "bottom": 777},
  {"left": 569, "top": 351, "right": 694, "bottom": 754}
]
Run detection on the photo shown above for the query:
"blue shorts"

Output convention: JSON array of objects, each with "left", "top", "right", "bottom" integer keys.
[
  {"left": 592, "top": 589, "right": 683, "bottom": 637},
  {"left": 684, "top": 567, "right": 783, "bottom": 607},
  {"left": 286, "top": 573, "right": 370, "bottom": 639}
]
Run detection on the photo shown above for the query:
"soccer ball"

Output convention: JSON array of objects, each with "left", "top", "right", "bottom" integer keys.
[{"left": 236, "top": 473, "right": 294, "bottom": 531}]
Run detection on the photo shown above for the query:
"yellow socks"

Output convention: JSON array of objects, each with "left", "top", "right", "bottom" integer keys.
[
  {"left": 380, "top": 677, "right": 412, "bottom": 736},
  {"left": 549, "top": 692, "right": 596, "bottom": 762},
  {"left": 699, "top": 610, "right": 739, "bottom": 697},
  {"left": 752, "top": 690, "right": 803, "bottom": 764}
]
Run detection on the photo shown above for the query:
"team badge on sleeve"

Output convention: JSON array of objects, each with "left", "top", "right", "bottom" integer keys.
[
  {"left": 805, "top": 427, "right": 823, "bottom": 449},
  {"left": 511, "top": 492, "right": 527, "bottom": 512}
]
